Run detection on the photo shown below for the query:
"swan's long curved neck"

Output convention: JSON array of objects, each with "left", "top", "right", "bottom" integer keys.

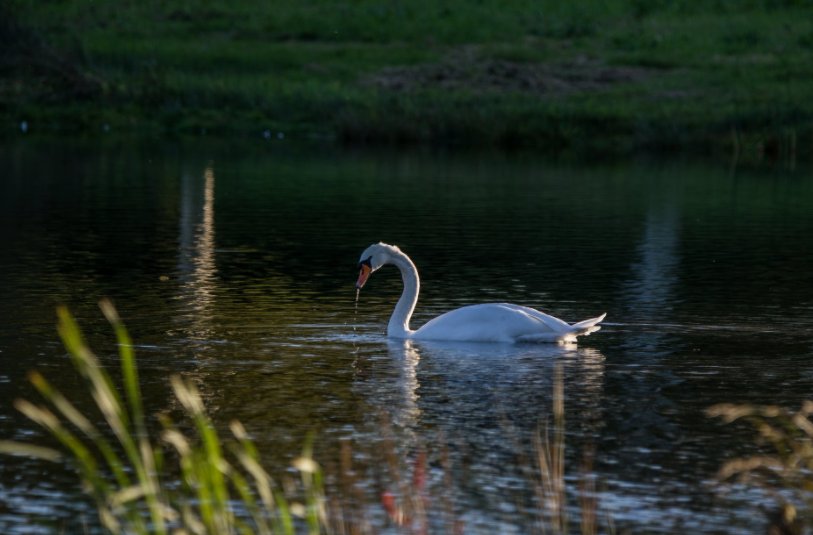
[{"left": 387, "top": 250, "right": 419, "bottom": 338}]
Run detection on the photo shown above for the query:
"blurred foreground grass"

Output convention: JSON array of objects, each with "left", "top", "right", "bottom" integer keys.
[
  {"left": 1, "top": 300, "right": 812, "bottom": 532},
  {"left": 0, "top": 301, "right": 606, "bottom": 534},
  {"left": 0, "top": 301, "right": 326, "bottom": 534},
  {"left": 708, "top": 401, "right": 813, "bottom": 534},
  {"left": 3, "top": 0, "right": 813, "bottom": 156}
]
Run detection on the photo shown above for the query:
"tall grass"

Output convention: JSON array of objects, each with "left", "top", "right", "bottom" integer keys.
[
  {"left": 6, "top": 299, "right": 813, "bottom": 532},
  {"left": 0, "top": 300, "right": 325, "bottom": 534},
  {"left": 0, "top": 300, "right": 605, "bottom": 533},
  {"left": 707, "top": 401, "right": 813, "bottom": 533}
]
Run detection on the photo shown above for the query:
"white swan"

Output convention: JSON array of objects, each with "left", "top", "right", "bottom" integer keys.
[{"left": 356, "top": 242, "right": 606, "bottom": 344}]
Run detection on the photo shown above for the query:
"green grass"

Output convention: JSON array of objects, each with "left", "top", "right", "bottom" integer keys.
[
  {"left": 5, "top": 0, "right": 813, "bottom": 154},
  {"left": 0, "top": 301, "right": 326, "bottom": 534}
]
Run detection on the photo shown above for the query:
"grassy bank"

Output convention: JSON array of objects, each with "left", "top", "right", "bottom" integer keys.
[{"left": 4, "top": 0, "right": 813, "bottom": 155}]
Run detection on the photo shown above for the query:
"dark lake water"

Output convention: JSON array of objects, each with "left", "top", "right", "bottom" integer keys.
[{"left": 1, "top": 138, "right": 812, "bottom": 533}]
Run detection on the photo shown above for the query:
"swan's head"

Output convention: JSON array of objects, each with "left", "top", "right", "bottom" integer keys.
[{"left": 356, "top": 242, "right": 400, "bottom": 289}]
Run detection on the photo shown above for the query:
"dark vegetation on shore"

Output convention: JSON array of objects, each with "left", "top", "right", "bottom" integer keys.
[{"left": 3, "top": 0, "right": 813, "bottom": 156}]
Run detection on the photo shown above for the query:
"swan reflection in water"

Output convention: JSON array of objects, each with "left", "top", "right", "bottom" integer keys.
[
  {"left": 352, "top": 338, "right": 607, "bottom": 528},
  {"left": 365, "top": 338, "right": 607, "bottom": 452},
  {"left": 352, "top": 241, "right": 607, "bottom": 444}
]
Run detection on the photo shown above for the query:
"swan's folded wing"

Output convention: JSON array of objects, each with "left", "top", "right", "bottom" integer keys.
[
  {"left": 501, "top": 304, "right": 572, "bottom": 332},
  {"left": 413, "top": 303, "right": 567, "bottom": 343}
]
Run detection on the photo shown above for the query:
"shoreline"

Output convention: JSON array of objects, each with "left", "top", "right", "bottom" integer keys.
[{"left": 4, "top": 1, "right": 812, "bottom": 159}]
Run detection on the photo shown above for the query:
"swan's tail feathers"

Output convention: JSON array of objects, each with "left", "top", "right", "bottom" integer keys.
[
  {"left": 517, "top": 313, "right": 606, "bottom": 344},
  {"left": 557, "top": 313, "right": 607, "bottom": 343},
  {"left": 570, "top": 313, "right": 606, "bottom": 332}
]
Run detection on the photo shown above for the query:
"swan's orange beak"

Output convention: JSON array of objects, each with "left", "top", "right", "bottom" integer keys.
[{"left": 356, "top": 263, "right": 372, "bottom": 289}]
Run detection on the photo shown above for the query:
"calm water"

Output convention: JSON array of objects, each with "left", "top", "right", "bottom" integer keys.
[{"left": 1, "top": 138, "right": 812, "bottom": 533}]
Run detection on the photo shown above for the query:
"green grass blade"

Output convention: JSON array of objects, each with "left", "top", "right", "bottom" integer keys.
[
  {"left": 171, "top": 375, "right": 234, "bottom": 532},
  {"left": 231, "top": 421, "right": 276, "bottom": 511},
  {"left": 14, "top": 400, "right": 109, "bottom": 497},
  {"left": 0, "top": 440, "right": 62, "bottom": 462},
  {"left": 56, "top": 306, "right": 167, "bottom": 534},
  {"left": 229, "top": 469, "right": 273, "bottom": 535},
  {"left": 28, "top": 370, "right": 134, "bottom": 490},
  {"left": 99, "top": 299, "right": 146, "bottom": 436},
  {"left": 293, "top": 432, "right": 324, "bottom": 534},
  {"left": 273, "top": 490, "right": 295, "bottom": 535}
]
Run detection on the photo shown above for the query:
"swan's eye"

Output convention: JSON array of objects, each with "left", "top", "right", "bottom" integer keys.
[{"left": 359, "top": 257, "right": 372, "bottom": 269}]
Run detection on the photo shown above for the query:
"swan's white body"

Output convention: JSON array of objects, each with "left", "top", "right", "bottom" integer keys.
[{"left": 356, "top": 242, "right": 605, "bottom": 344}]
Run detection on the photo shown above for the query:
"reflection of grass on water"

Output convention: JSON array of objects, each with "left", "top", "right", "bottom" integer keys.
[{"left": 0, "top": 301, "right": 606, "bottom": 533}]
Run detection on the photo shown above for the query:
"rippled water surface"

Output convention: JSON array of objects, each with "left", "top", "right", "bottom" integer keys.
[{"left": 1, "top": 139, "right": 812, "bottom": 533}]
